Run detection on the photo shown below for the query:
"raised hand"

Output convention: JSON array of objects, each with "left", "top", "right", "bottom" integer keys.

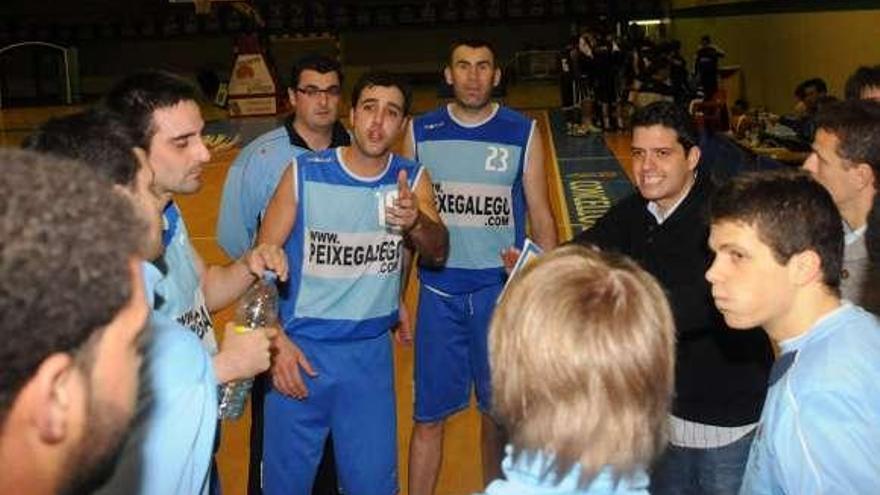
[{"left": 386, "top": 169, "right": 420, "bottom": 233}]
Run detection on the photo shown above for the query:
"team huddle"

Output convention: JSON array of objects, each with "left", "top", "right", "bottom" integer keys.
[{"left": 2, "top": 37, "right": 880, "bottom": 495}]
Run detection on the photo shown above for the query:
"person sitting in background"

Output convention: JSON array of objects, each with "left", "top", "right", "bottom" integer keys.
[
  {"left": 780, "top": 78, "right": 828, "bottom": 142},
  {"left": 481, "top": 245, "right": 675, "bottom": 494},
  {"left": 730, "top": 99, "right": 750, "bottom": 137},
  {"left": 845, "top": 64, "right": 880, "bottom": 101},
  {"left": 792, "top": 78, "right": 827, "bottom": 116}
]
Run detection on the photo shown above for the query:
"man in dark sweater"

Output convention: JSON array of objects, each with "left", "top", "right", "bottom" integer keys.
[{"left": 573, "top": 101, "right": 773, "bottom": 495}]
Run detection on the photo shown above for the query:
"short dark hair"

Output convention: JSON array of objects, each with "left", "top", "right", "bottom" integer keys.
[
  {"left": 802, "top": 77, "right": 828, "bottom": 95},
  {"left": 845, "top": 65, "right": 880, "bottom": 100},
  {"left": 22, "top": 109, "right": 139, "bottom": 188},
  {"left": 709, "top": 168, "right": 843, "bottom": 293},
  {"left": 448, "top": 38, "right": 498, "bottom": 66},
  {"left": 814, "top": 99, "right": 880, "bottom": 179},
  {"left": 103, "top": 70, "right": 201, "bottom": 150},
  {"left": 290, "top": 54, "right": 343, "bottom": 89},
  {"left": 351, "top": 71, "right": 412, "bottom": 116},
  {"left": 0, "top": 149, "right": 144, "bottom": 422},
  {"left": 631, "top": 101, "right": 698, "bottom": 151}
]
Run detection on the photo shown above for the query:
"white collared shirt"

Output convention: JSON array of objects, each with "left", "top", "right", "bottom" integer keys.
[
  {"left": 844, "top": 221, "right": 866, "bottom": 246},
  {"left": 646, "top": 173, "right": 696, "bottom": 224}
]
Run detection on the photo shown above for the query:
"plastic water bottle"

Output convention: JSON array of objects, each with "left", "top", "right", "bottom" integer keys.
[{"left": 218, "top": 271, "right": 278, "bottom": 420}]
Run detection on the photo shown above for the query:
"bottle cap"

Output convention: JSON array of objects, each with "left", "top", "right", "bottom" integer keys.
[{"left": 262, "top": 270, "right": 278, "bottom": 283}]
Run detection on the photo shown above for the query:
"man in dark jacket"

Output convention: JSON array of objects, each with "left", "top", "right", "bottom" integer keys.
[{"left": 573, "top": 101, "right": 773, "bottom": 495}]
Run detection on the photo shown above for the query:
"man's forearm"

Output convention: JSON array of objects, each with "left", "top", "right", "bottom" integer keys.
[
  {"left": 203, "top": 259, "right": 255, "bottom": 312},
  {"left": 405, "top": 213, "right": 448, "bottom": 268},
  {"left": 531, "top": 214, "right": 559, "bottom": 250}
]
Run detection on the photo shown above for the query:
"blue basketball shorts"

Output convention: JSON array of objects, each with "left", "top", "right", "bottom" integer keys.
[
  {"left": 413, "top": 282, "right": 503, "bottom": 422},
  {"left": 262, "top": 332, "right": 398, "bottom": 495}
]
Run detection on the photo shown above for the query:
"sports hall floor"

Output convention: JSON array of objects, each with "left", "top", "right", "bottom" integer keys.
[{"left": 0, "top": 82, "right": 635, "bottom": 494}]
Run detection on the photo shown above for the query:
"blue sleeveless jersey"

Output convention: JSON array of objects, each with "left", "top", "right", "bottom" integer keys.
[
  {"left": 413, "top": 104, "right": 534, "bottom": 293},
  {"left": 279, "top": 148, "right": 422, "bottom": 341}
]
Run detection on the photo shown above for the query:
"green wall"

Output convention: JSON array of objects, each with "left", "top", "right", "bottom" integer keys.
[{"left": 671, "top": 9, "right": 880, "bottom": 113}]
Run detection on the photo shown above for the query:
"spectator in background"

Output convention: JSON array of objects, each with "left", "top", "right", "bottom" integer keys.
[
  {"left": 666, "top": 40, "right": 691, "bottom": 105},
  {"left": 591, "top": 30, "right": 625, "bottom": 130},
  {"left": 481, "top": 245, "right": 675, "bottom": 494},
  {"left": 559, "top": 35, "right": 579, "bottom": 117},
  {"left": 730, "top": 99, "right": 750, "bottom": 137},
  {"left": 632, "top": 59, "right": 675, "bottom": 109},
  {"left": 694, "top": 35, "right": 725, "bottom": 100},
  {"left": 572, "top": 30, "right": 601, "bottom": 134},
  {"left": 781, "top": 78, "right": 831, "bottom": 143},
  {"left": 845, "top": 65, "right": 880, "bottom": 101},
  {"left": 800, "top": 78, "right": 829, "bottom": 115}
]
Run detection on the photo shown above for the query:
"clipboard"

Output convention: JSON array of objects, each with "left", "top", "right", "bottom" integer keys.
[{"left": 499, "top": 238, "right": 544, "bottom": 300}]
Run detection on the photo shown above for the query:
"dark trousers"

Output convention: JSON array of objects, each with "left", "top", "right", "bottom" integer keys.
[
  {"left": 650, "top": 430, "right": 755, "bottom": 495},
  {"left": 248, "top": 373, "right": 339, "bottom": 495}
]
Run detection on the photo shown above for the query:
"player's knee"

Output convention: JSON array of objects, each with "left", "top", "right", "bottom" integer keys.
[{"left": 413, "top": 420, "right": 445, "bottom": 440}]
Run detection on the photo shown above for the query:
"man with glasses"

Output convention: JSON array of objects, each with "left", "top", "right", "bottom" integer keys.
[
  {"left": 216, "top": 54, "right": 348, "bottom": 495},
  {"left": 218, "top": 54, "right": 349, "bottom": 260}
]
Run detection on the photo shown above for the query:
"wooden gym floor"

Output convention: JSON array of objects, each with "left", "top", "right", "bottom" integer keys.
[{"left": 0, "top": 83, "right": 634, "bottom": 495}]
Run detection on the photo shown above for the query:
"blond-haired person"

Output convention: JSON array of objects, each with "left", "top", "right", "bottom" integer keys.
[{"left": 480, "top": 245, "right": 676, "bottom": 494}]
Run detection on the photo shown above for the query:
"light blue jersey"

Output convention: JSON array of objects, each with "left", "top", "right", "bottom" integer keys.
[
  {"left": 216, "top": 125, "right": 309, "bottom": 259},
  {"left": 154, "top": 202, "right": 218, "bottom": 354},
  {"left": 412, "top": 103, "right": 534, "bottom": 293},
  {"left": 96, "top": 263, "right": 217, "bottom": 495},
  {"left": 480, "top": 446, "right": 650, "bottom": 495},
  {"left": 279, "top": 148, "right": 423, "bottom": 341},
  {"left": 739, "top": 304, "right": 880, "bottom": 494}
]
